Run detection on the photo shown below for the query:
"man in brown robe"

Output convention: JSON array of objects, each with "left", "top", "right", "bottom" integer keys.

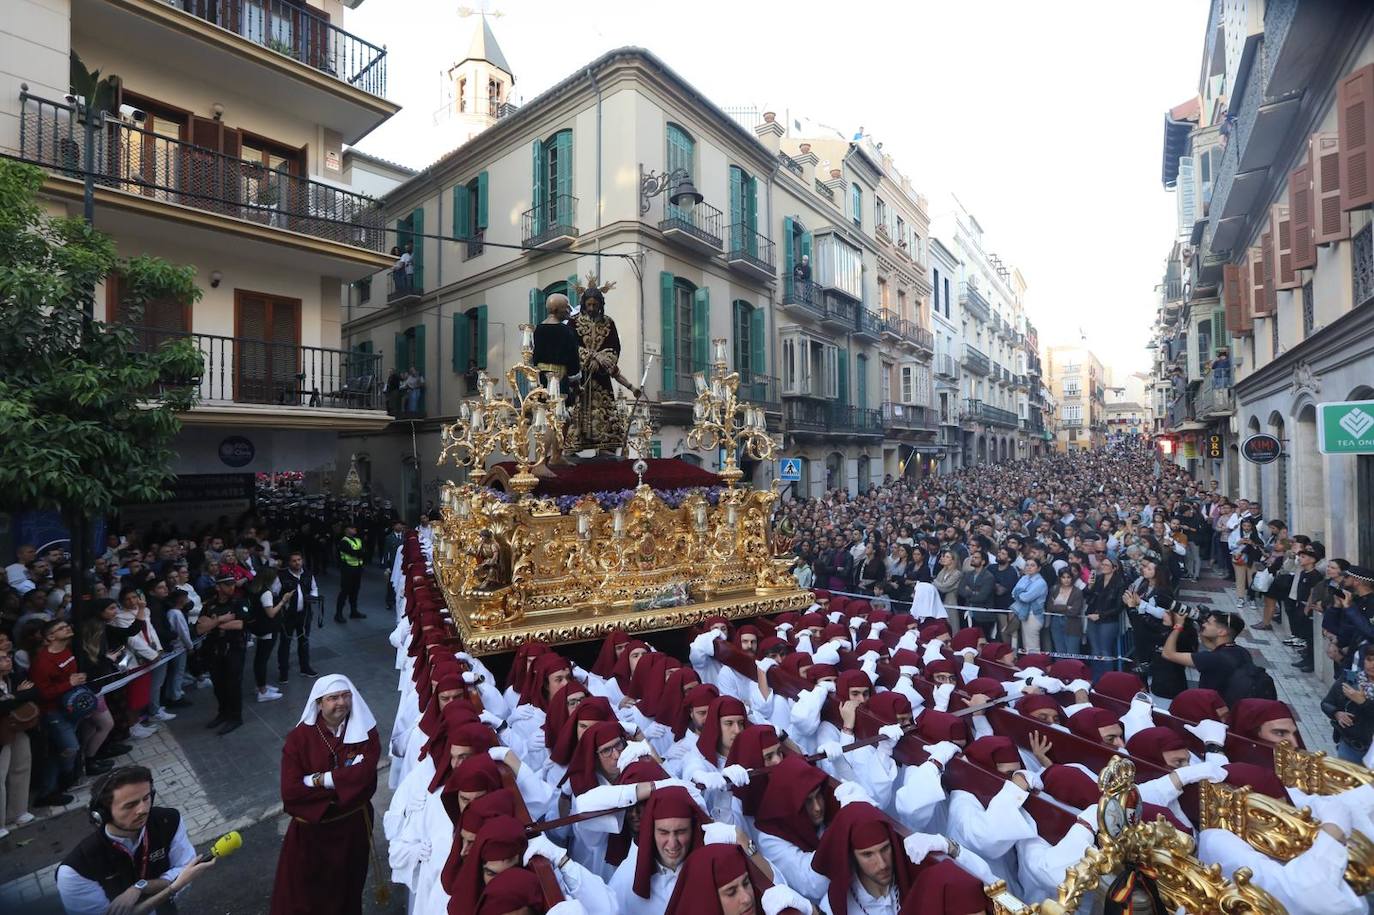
[{"left": 270, "top": 674, "right": 381, "bottom": 915}]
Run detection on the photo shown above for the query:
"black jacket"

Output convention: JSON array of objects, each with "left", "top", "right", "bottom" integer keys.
[
  {"left": 1322, "top": 680, "right": 1374, "bottom": 752},
  {"left": 1085, "top": 572, "right": 1127, "bottom": 623}
]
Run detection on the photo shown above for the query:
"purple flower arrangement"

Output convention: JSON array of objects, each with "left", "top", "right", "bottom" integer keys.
[{"left": 552, "top": 486, "right": 724, "bottom": 515}]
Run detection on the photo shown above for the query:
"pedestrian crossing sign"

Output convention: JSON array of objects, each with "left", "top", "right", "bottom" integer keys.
[{"left": 779, "top": 458, "right": 802, "bottom": 481}]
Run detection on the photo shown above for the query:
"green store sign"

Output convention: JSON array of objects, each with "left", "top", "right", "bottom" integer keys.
[{"left": 1318, "top": 400, "right": 1374, "bottom": 454}]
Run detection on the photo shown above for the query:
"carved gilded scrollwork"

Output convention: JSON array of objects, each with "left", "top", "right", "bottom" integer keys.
[{"left": 1272, "top": 741, "right": 1374, "bottom": 796}]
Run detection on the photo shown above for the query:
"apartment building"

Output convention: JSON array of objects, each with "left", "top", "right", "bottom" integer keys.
[
  {"left": 2, "top": 0, "right": 398, "bottom": 487},
  {"left": 1045, "top": 344, "right": 1107, "bottom": 452},
  {"left": 930, "top": 200, "right": 1038, "bottom": 466},
  {"left": 1154, "top": 0, "right": 1374, "bottom": 572},
  {"left": 342, "top": 31, "right": 950, "bottom": 510},
  {"left": 928, "top": 237, "right": 964, "bottom": 472}
]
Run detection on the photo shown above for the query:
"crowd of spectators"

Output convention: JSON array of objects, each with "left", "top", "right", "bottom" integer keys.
[{"left": 0, "top": 489, "right": 409, "bottom": 838}]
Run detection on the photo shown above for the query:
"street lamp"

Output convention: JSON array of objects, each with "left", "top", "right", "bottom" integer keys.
[{"left": 638, "top": 164, "right": 703, "bottom": 216}]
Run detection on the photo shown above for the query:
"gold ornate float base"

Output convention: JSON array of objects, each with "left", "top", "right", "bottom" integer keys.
[{"left": 442, "top": 588, "right": 815, "bottom": 656}]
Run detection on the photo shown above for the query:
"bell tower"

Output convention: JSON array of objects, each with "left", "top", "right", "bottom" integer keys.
[{"left": 440, "top": 14, "right": 515, "bottom": 147}]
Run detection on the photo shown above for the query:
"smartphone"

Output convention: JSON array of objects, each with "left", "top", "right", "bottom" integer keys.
[{"left": 1346, "top": 670, "right": 1360, "bottom": 687}]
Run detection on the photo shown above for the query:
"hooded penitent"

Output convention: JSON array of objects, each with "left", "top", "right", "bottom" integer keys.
[{"left": 810, "top": 801, "right": 917, "bottom": 915}]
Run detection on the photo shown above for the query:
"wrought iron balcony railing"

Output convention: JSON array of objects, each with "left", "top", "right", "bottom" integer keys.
[
  {"left": 855, "top": 307, "right": 884, "bottom": 339},
  {"left": 962, "top": 344, "right": 990, "bottom": 376},
  {"left": 19, "top": 93, "right": 386, "bottom": 251},
  {"left": 962, "top": 398, "right": 1018, "bottom": 429},
  {"left": 909, "top": 325, "right": 935, "bottom": 351},
  {"left": 175, "top": 0, "right": 387, "bottom": 97},
  {"left": 785, "top": 400, "right": 883, "bottom": 435},
  {"left": 781, "top": 278, "right": 824, "bottom": 317},
  {"left": 934, "top": 353, "right": 959, "bottom": 379},
  {"left": 777, "top": 151, "right": 804, "bottom": 177},
  {"left": 1354, "top": 223, "right": 1374, "bottom": 309},
  {"left": 958, "top": 282, "right": 991, "bottom": 323},
  {"left": 726, "top": 223, "right": 776, "bottom": 274},
  {"left": 660, "top": 200, "right": 723, "bottom": 249},
  {"left": 882, "top": 401, "right": 937, "bottom": 432},
  {"left": 661, "top": 368, "right": 779, "bottom": 411},
  {"left": 121, "top": 326, "right": 383, "bottom": 411},
  {"left": 522, "top": 194, "right": 579, "bottom": 247},
  {"left": 1194, "top": 370, "right": 1235, "bottom": 418}
]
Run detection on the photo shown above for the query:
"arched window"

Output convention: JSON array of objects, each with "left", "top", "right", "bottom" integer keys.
[{"left": 666, "top": 123, "right": 695, "bottom": 220}]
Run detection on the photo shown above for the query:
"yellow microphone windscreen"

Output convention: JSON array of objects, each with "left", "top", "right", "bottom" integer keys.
[{"left": 210, "top": 831, "right": 242, "bottom": 859}]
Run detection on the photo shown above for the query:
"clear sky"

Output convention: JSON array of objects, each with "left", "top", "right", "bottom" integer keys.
[{"left": 349, "top": 0, "right": 1211, "bottom": 376}]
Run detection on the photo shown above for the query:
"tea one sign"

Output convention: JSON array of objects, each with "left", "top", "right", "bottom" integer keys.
[{"left": 1318, "top": 400, "right": 1374, "bottom": 455}]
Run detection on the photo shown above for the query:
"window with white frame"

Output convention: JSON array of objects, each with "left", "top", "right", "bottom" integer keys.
[{"left": 814, "top": 235, "right": 863, "bottom": 300}]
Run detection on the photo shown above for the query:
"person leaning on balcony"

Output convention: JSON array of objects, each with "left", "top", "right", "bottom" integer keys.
[
  {"left": 402, "top": 366, "right": 425, "bottom": 415},
  {"left": 390, "top": 246, "right": 409, "bottom": 295},
  {"left": 1211, "top": 349, "right": 1232, "bottom": 386},
  {"left": 793, "top": 253, "right": 811, "bottom": 285}
]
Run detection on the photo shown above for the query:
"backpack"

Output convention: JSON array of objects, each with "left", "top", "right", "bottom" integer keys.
[{"left": 1216, "top": 644, "right": 1277, "bottom": 707}]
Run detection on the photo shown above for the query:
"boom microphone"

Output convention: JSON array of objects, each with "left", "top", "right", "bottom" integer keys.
[{"left": 197, "top": 830, "right": 243, "bottom": 864}]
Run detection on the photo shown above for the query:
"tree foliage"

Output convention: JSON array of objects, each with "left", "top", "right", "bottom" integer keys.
[{"left": 0, "top": 160, "right": 204, "bottom": 516}]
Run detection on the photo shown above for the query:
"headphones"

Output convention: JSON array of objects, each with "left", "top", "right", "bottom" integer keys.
[{"left": 88, "top": 766, "right": 155, "bottom": 828}]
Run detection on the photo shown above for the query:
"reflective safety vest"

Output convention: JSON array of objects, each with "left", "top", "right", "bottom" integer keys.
[{"left": 339, "top": 536, "right": 364, "bottom": 567}]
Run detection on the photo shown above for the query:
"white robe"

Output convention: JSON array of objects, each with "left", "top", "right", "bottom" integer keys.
[
  {"left": 1198, "top": 829, "right": 1364, "bottom": 915},
  {"left": 947, "top": 783, "right": 1038, "bottom": 899},
  {"left": 608, "top": 842, "right": 681, "bottom": 915}
]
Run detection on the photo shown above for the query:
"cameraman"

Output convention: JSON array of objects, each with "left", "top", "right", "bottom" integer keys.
[
  {"left": 56, "top": 765, "right": 213, "bottom": 914},
  {"left": 1161, "top": 608, "right": 1260, "bottom": 705}
]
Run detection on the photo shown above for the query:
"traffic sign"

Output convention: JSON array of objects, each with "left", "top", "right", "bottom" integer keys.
[
  {"left": 779, "top": 457, "right": 802, "bottom": 481},
  {"left": 1317, "top": 400, "right": 1374, "bottom": 454},
  {"left": 1241, "top": 433, "right": 1282, "bottom": 465}
]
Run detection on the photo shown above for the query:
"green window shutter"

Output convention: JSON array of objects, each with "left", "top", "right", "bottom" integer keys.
[
  {"left": 1214, "top": 307, "right": 1227, "bottom": 350},
  {"left": 692, "top": 286, "right": 710, "bottom": 372},
  {"left": 475, "top": 305, "right": 488, "bottom": 370},
  {"left": 453, "top": 184, "right": 470, "bottom": 238},
  {"left": 410, "top": 206, "right": 425, "bottom": 292},
  {"left": 659, "top": 271, "right": 676, "bottom": 391},
  {"left": 783, "top": 216, "right": 795, "bottom": 278},
  {"left": 413, "top": 323, "right": 427, "bottom": 412},
  {"left": 393, "top": 332, "right": 405, "bottom": 375},
  {"left": 529, "top": 288, "right": 543, "bottom": 329},
  {"left": 728, "top": 167, "right": 744, "bottom": 254},
  {"left": 837, "top": 348, "right": 849, "bottom": 406},
  {"left": 856, "top": 354, "right": 868, "bottom": 408},
  {"left": 731, "top": 300, "right": 743, "bottom": 369},
  {"left": 531, "top": 138, "right": 545, "bottom": 232},
  {"left": 745, "top": 175, "right": 758, "bottom": 234},
  {"left": 453, "top": 312, "right": 468, "bottom": 373},
  {"left": 750, "top": 305, "right": 766, "bottom": 377},
  {"left": 553, "top": 130, "right": 573, "bottom": 206},
  {"left": 476, "top": 172, "right": 489, "bottom": 230}
]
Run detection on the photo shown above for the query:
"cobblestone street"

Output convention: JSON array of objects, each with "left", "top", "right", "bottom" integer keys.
[{"left": 0, "top": 566, "right": 406, "bottom": 914}]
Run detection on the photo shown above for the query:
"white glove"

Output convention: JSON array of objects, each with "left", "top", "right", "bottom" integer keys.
[
  {"left": 462, "top": 671, "right": 478, "bottom": 685},
  {"left": 849, "top": 615, "right": 868, "bottom": 630},
  {"left": 761, "top": 885, "right": 811, "bottom": 915},
  {"left": 933, "top": 682, "right": 955, "bottom": 712},
  {"left": 812, "top": 643, "right": 842, "bottom": 666},
  {"left": 922, "top": 741, "right": 962, "bottom": 766},
  {"left": 690, "top": 631, "right": 718, "bottom": 655},
  {"left": 488, "top": 746, "right": 511, "bottom": 763},
  {"left": 1017, "top": 667, "right": 1045, "bottom": 681},
  {"left": 703, "top": 821, "right": 737, "bottom": 845},
  {"left": 899, "top": 665, "right": 920, "bottom": 678},
  {"left": 757, "top": 657, "right": 778, "bottom": 673},
  {"left": 576, "top": 783, "right": 637, "bottom": 811},
  {"left": 776, "top": 622, "right": 794, "bottom": 636},
  {"left": 879, "top": 723, "right": 906, "bottom": 744},
  {"left": 1015, "top": 769, "right": 1044, "bottom": 791},
  {"left": 479, "top": 710, "right": 503, "bottom": 729},
  {"left": 1174, "top": 760, "right": 1228, "bottom": 786},
  {"left": 828, "top": 610, "right": 845, "bottom": 624},
  {"left": 644, "top": 722, "right": 671, "bottom": 741},
  {"left": 722, "top": 764, "right": 751, "bottom": 787},
  {"left": 834, "top": 780, "right": 875, "bottom": 807},
  {"left": 1030, "top": 676, "right": 1063, "bottom": 694},
  {"left": 1183, "top": 719, "right": 1228, "bottom": 746},
  {"left": 617, "top": 740, "right": 654, "bottom": 771},
  {"left": 570, "top": 665, "right": 589, "bottom": 683},
  {"left": 861, "top": 657, "right": 879, "bottom": 681},
  {"left": 1308, "top": 794, "right": 1353, "bottom": 834},
  {"left": 1066, "top": 679, "right": 1092, "bottom": 694},
  {"left": 818, "top": 680, "right": 837, "bottom": 696},
  {"left": 817, "top": 741, "right": 844, "bottom": 761},
  {"left": 546, "top": 902, "right": 588, "bottom": 915},
  {"left": 652, "top": 777, "right": 694, "bottom": 794},
  {"left": 523, "top": 834, "right": 565, "bottom": 866},
  {"left": 620, "top": 720, "right": 638, "bottom": 736},
  {"left": 693, "top": 771, "right": 728, "bottom": 791},
  {"left": 868, "top": 621, "right": 887, "bottom": 636},
  {"left": 416, "top": 839, "right": 433, "bottom": 862},
  {"left": 922, "top": 641, "right": 946, "bottom": 663},
  {"left": 455, "top": 651, "right": 474, "bottom": 664},
  {"left": 902, "top": 832, "right": 949, "bottom": 863}
]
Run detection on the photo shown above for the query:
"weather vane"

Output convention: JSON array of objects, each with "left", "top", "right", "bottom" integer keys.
[{"left": 457, "top": 1, "right": 503, "bottom": 18}]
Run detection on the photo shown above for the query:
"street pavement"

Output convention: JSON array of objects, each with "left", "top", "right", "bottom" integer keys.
[{"left": 0, "top": 564, "right": 407, "bottom": 914}]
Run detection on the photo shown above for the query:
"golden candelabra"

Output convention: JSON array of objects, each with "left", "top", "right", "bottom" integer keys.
[
  {"left": 438, "top": 323, "right": 568, "bottom": 497},
  {"left": 686, "top": 338, "right": 778, "bottom": 486}
]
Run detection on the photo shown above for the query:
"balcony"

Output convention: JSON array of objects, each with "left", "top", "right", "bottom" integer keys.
[
  {"left": 1194, "top": 370, "right": 1234, "bottom": 419},
  {"left": 958, "top": 282, "right": 991, "bottom": 323},
  {"left": 879, "top": 310, "right": 904, "bottom": 341},
  {"left": 785, "top": 400, "right": 883, "bottom": 437},
  {"left": 820, "top": 290, "right": 856, "bottom": 331},
  {"left": 660, "top": 369, "right": 780, "bottom": 413},
  {"left": 1164, "top": 393, "right": 1193, "bottom": 431},
  {"left": 726, "top": 224, "right": 775, "bottom": 282},
  {"left": 781, "top": 279, "right": 824, "bottom": 320},
  {"left": 961, "top": 344, "right": 990, "bottom": 376},
  {"left": 906, "top": 324, "right": 934, "bottom": 353},
  {"left": 1062, "top": 418, "right": 1083, "bottom": 429},
  {"left": 18, "top": 93, "right": 387, "bottom": 269},
  {"left": 125, "top": 326, "right": 389, "bottom": 430},
  {"left": 882, "top": 402, "right": 938, "bottom": 434},
  {"left": 659, "top": 200, "right": 723, "bottom": 254},
  {"left": 72, "top": 0, "right": 396, "bottom": 144},
  {"left": 854, "top": 307, "right": 884, "bottom": 342},
  {"left": 1355, "top": 223, "right": 1374, "bottom": 309},
  {"left": 934, "top": 353, "right": 959, "bottom": 380},
  {"left": 776, "top": 151, "right": 804, "bottom": 178},
  {"left": 962, "top": 399, "right": 1018, "bottom": 429},
  {"left": 523, "top": 194, "right": 579, "bottom": 249},
  {"left": 1021, "top": 415, "right": 1045, "bottom": 435}
]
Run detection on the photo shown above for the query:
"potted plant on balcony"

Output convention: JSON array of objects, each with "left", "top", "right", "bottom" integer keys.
[{"left": 267, "top": 37, "right": 299, "bottom": 60}]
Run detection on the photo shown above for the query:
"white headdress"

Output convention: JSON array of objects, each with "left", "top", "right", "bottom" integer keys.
[{"left": 298, "top": 674, "right": 377, "bottom": 744}]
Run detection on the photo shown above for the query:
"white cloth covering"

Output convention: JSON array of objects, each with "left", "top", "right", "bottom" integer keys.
[
  {"left": 299, "top": 674, "right": 377, "bottom": 744},
  {"left": 1197, "top": 829, "right": 1364, "bottom": 915}
]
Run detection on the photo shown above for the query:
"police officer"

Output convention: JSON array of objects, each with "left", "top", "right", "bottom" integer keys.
[
  {"left": 195, "top": 575, "right": 250, "bottom": 735},
  {"left": 56, "top": 766, "right": 213, "bottom": 914},
  {"left": 334, "top": 524, "right": 366, "bottom": 623},
  {"left": 276, "top": 550, "right": 319, "bottom": 681}
]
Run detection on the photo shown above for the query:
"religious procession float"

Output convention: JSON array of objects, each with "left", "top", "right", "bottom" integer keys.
[{"left": 420, "top": 280, "right": 1374, "bottom": 914}]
